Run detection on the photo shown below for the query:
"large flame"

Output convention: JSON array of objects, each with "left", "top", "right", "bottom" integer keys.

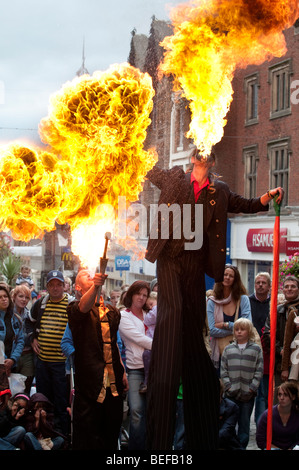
[
  {"left": 0, "top": 64, "right": 156, "bottom": 268},
  {"left": 160, "top": 0, "right": 298, "bottom": 156}
]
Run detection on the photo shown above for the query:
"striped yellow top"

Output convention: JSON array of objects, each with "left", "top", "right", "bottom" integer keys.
[{"left": 38, "top": 294, "right": 69, "bottom": 362}]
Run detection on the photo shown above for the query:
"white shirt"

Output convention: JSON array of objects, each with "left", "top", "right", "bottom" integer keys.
[{"left": 119, "top": 308, "right": 152, "bottom": 369}]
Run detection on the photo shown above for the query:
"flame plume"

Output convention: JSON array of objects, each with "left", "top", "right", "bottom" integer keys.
[
  {"left": 0, "top": 64, "right": 156, "bottom": 260},
  {"left": 160, "top": 0, "right": 298, "bottom": 156}
]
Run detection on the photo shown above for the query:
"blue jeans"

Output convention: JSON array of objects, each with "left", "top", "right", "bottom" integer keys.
[
  {"left": 127, "top": 368, "right": 146, "bottom": 450},
  {"left": 231, "top": 396, "right": 255, "bottom": 449},
  {"left": 255, "top": 375, "right": 269, "bottom": 425},
  {"left": 173, "top": 399, "right": 185, "bottom": 450},
  {"left": 24, "top": 432, "right": 64, "bottom": 450},
  {"left": 0, "top": 426, "right": 26, "bottom": 450}
]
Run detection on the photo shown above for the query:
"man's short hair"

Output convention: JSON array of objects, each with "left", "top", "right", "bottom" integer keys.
[
  {"left": 255, "top": 272, "right": 271, "bottom": 285},
  {"left": 283, "top": 275, "right": 299, "bottom": 288}
]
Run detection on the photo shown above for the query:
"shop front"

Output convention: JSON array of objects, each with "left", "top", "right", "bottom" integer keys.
[{"left": 230, "top": 214, "right": 299, "bottom": 295}]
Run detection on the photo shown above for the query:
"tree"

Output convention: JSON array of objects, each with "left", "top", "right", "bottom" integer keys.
[{"left": 0, "top": 251, "right": 22, "bottom": 287}]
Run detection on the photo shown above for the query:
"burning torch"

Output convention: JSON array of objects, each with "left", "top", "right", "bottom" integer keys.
[{"left": 95, "top": 232, "right": 111, "bottom": 307}]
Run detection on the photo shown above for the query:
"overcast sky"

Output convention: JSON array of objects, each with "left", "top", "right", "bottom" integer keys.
[{"left": 0, "top": 0, "right": 182, "bottom": 146}]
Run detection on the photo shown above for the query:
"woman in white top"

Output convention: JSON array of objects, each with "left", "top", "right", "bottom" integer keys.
[
  {"left": 207, "top": 264, "right": 251, "bottom": 369},
  {"left": 119, "top": 280, "right": 151, "bottom": 450}
]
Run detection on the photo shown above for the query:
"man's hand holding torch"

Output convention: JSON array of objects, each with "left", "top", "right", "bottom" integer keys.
[
  {"left": 77, "top": 232, "right": 111, "bottom": 311},
  {"left": 78, "top": 272, "right": 108, "bottom": 313},
  {"left": 93, "top": 272, "right": 108, "bottom": 289}
]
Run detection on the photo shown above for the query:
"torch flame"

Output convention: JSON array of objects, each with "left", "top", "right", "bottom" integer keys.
[
  {"left": 160, "top": 0, "right": 298, "bottom": 156},
  {"left": 0, "top": 63, "right": 156, "bottom": 268}
]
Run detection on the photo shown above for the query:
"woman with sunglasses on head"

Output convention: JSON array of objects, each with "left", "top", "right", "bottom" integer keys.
[{"left": 207, "top": 264, "right": 252, "bottom": 370}]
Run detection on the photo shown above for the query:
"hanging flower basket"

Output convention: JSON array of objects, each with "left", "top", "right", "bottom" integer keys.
[{"left": 279, "top": 253, "right": 299, "bottom": 289}]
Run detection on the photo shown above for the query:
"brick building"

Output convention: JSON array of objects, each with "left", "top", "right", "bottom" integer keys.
[
  {"left": 129, "top": 17, "right": 299, "bottom": 292},
  {"left": 214, "top": 22, "right": 299, "bottom": 292}
]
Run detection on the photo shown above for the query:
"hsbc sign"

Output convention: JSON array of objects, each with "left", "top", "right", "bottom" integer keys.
[{"left": 246, "top": 228, "right": 287, "bottom": 253}]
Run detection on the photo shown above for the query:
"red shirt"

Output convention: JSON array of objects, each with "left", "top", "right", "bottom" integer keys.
[{"left": 190, "top": 173, "right": 210, "bottom": 202}]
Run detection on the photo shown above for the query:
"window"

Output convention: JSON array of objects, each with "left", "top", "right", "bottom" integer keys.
[
  {"left": 268, "top": 139, "right": 290, "bottom": 206},
  {"left": 170, "top": 92, "right": 191, "bottom": 153},
  {"left": 172, "top": 94, "right": 184, "bottom": 151},
  {"left": 243, "top": 145, "right": 258, "bottom": 198},
  {"left": 268, "top": 59, "right": 292, "bottom": 119},
  {"left": 244, "top": 73, "right": 259, "bottom": 125}
]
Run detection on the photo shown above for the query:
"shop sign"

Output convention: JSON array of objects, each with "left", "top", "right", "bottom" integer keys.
[
  {"left": 286, "top": 241, "right": 299, "bottom": 256},
  {"left": 246, "top": 228, "right": 287, "bottom": 253},
  {"left": 115, "top": 255, "right": 130, "bottom": 271}
]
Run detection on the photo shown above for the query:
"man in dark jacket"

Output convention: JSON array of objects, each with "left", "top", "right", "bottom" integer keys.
[
  {"left": 263, "top": 275, "right": 299, "bottom": 390},
  {"left": 249, "top": 272, "right": 271, "bottom": 337},
  {"left": 145, "top": 148, "right": 284, "bottom": 450},
  {"left": 67, "top": 269, "right": 128, "bottom": 450}
]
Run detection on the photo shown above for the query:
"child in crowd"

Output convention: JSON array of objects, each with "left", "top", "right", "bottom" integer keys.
[
  {"left": 15, "top": 266, "right": 38, "bottom": 306},
  {"left": 0, "top": 393, "right": 30, "bottom": 450},
  {"left": 24, "top": 393, "right": 65, "bottom": 450},
  {"left": 15, "top": 266, "right": 34, "bottom": 290},
  {"left": 139, "top": 292, "right": 157, "bottom": 394},
  {"left": 220, "top": 318, "right": 263, "bottom": 449}
]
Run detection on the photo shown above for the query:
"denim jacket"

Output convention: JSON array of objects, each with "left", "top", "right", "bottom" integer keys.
[{"left": 0, "top": 309, "right": 25, "bottom": 366}]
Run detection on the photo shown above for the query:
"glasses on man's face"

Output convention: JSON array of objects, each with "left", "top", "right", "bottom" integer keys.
[{"left": 0, "top": 295, "right": 8, "bottom": 300}]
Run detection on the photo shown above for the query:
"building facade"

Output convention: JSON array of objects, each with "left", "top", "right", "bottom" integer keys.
[{"left": 213, "top": 22, "right": 299, "bottom": 293}]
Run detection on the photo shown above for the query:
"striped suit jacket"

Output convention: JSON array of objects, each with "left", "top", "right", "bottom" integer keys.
[{"left": 145, "top": 164, "right": 268, "bottom": 282}]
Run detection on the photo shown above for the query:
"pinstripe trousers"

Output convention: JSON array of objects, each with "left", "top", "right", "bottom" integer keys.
[{"left": 146, "top": 250, "right": 220, "bottom": 450}]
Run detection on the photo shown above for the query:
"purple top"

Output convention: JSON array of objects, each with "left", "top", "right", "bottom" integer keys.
[
  {"left": 256, "top": 405, "right": 299, "bottom": 450},
  {"left": 144, "top": 305, "right": 157, "bottom": 339}
]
